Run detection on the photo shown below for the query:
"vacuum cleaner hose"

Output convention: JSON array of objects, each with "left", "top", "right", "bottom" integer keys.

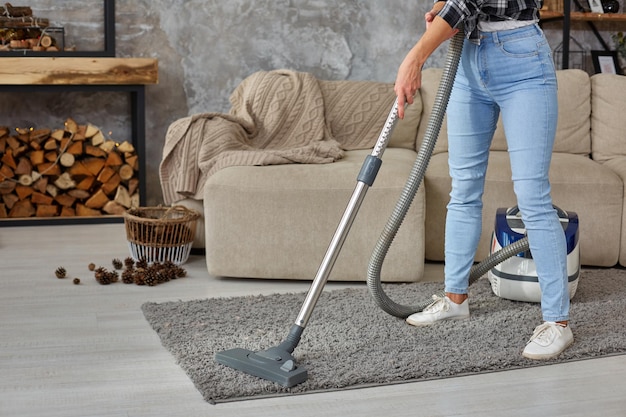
[{"left": 366, "top": 31, "right": 531, "bottom": 318}]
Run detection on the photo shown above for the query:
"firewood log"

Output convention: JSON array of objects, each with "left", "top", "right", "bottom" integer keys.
[
  {"left": 85, "top": 189, "right": 109, "bottom": 209},
  {"left": 14, "top": 157, "right": 32, "bottom": 176},
  {"left": 31, "top": 192, "right": 54, "bottom": 206},
  {"left": 32, "top": 176, "right": 48, "bottom": 194},
  {"left": 1, "top": 148, "right": 16, "bottom": 169},
  {"left": 105, "top": 150, "right": 123, "bottom": 167},
  {"left": 101, "top": 173, "right": 121, "bottom": 195},
  {"left": 99, "top": 141, "right": 116, "bottom": 153},
  {"left": 64, "top": 118, "right": 79, "bottom": 134},
  {"left": 36, "top": 204, "right": 58, "bottom": 217},
  {"left": 0, "top": 203, "right": 7, "bottom": 218},
  {"left": 54, "top": 172, "right": 76, "bottom": 190},
  {"left": 50, "top": 130, "right": 65, "bottom": 141},
  {"left": 37, "top": 162, "right": 61, "bottom": 177},
  {"left": 9, "top": 200, "right": 35, "bottom": 218},
  {"left": 30, "top": 150, "right": 45, "bottom": 166},
  {"left": 102, "top": 200, "right": 126, "bottom": 215},
  {"left": 114, "top": 185, "right": 132, "bottom": 208},
  {"left": 0, "top": 164, "right": 14, "bottom": 180},
  {"left": 83, "top": 158, "right": 105, "bottom": 177},
  {"left": 68, "top": 189, "right": 91, "bottom": 200},
  {"left": 68, "top": 161, "right": 93, "bottom": 177},
  {"left": 117, "top": 141, "right": 135, "bottom": 153},
  {"left": 18, "top": 174, "right": 32, "bottom": 186},
  {"left": 15, "top": 184, "right": 33, "bottom": 200},
  {"left": 55, "top": 193, "right": 76, "bottom": 208},
  {"left": 91, "top": 131, "right": 105, "bottom": 146},
  {"left": 6, "top": 136, "right": 20, "bottom": 150},
  {"left": 127, "top": 178, "right": 140, "bottom": 196},
  {"left": 44, "top": 151, "right": 58, "bottom": 162},
  {"left": 85, "top": 145, "right": 107, "bottom": 158},
  {"left": 59, "top": 153, "right": 75, "bottom": 168},
  {"left": 75, "top": 176, "right": 96, "bottom": 191},
  {"left": 2, "top": 192, "right": 18, "bottom": 208},
  {"left": 45, "top": 184, "right": 59, "bottom": 198},
  {"left": 0, "top": 180, "right": 17, "bottom": 195},
  {"left": 118, "top": 164, "right": 134, "bottom": 181},
  {"left": 76, "top": 204, "right": 102, "bottom": 217},
  {"left": 30, "top": 129, "right": 50, "bottom": 142},
  {"left": 66, "top": 141, "right": 83, "bottom": 156},
  {"left": 125, "top": 155, "right": 139, "bottom": 170},
  {"left": 85, "top": 124, "right": 100, "bottom": 138},
  {"left": 60, "top": 206, "right": 75, "bottom": 217},
  {"left": 97, "top": 166, "right": 116, "bottom": 184}
]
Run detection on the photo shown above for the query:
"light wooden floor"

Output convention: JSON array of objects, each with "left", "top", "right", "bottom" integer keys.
[{"left": 1, "top": 223, "right": 625, "bottom": 417}]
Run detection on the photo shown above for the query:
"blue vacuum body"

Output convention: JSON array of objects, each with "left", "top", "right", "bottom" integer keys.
[{"left": 487, "top": 205, "right": 580, "bottom": 303}]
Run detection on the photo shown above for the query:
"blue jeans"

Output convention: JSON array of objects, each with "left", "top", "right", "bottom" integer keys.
[{"left": 444, "top": 24, "right": 569, "bottom": 322}]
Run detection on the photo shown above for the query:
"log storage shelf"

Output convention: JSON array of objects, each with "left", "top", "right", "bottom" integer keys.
[{"left": 0, "top": 57, "right": 158, "bottom": 227}]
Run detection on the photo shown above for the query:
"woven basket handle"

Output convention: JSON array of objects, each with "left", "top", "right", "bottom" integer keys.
[{"left": 160, "top": 205, "right": 198, "bottom": 221}]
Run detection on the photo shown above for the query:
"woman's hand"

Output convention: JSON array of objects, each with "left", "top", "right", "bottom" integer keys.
[{"left": 394, "top": 3, "right": 457, "bottom": 119}]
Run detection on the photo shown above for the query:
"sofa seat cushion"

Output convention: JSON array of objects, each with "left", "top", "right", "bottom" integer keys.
[
  {"left": 424, "top": 151, "right": 622, "bottom": 267},
  {"left": 603, "top": 157, "right": 626, "bottom": 266},
  {"left": 203, "top": 148, "right": 425, "bottom": 282},
  {"left": 591, "top": 74, "right": 626, "bottom": 163}
]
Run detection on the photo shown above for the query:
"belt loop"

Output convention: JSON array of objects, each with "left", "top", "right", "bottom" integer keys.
[{"left": 492, "top": 30, "right": 498, "bottom": 44}]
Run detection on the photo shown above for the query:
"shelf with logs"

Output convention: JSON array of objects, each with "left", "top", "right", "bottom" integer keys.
[{"left": 0, "top": 57, "right": 158, "bottom": 226}]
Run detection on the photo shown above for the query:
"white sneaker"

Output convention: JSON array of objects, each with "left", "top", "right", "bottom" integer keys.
[
  {"left": 405, "top": 295, "right": 469, "bottom": 327},
  {"left": 522, "top": 322, "right": 574, "bottom": 360}
]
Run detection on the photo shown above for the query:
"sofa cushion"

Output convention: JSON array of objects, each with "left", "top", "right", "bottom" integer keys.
[
  {"left": 591, "top": 73, "right": 626, "bottom": 163},
  {"left": 416, "top": 68, "right": 591, "bottom": 155},
  {"left": 203, "top": 148, "right": 425, "bottom": 282},
  {"left": 318, "top": 80, "right": 421, "bottom": 150},
  {"left": 424, "top": 151, "right": 622, "bottom": 267},
  {"left": 604, "top": 156, "right": 626, "bottom": 266}
]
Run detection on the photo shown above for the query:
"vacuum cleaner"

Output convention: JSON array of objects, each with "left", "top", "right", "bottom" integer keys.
[
  {"left": 215, "top": 29, "right": 565, "bottom": 387},
  {"left": 215, "top": 31, "right": 467, "bottom": 387},
  {"left": 487, "top": 205, "right": 580, "bottom": 303}
]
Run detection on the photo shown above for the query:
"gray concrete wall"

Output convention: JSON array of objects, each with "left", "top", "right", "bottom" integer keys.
[{"left": 4, "top": 0, "right": 625, "bottom": 205}]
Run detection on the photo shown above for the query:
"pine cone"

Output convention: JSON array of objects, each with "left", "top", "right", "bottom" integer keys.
[
  {"left": 136, "top": 257, "right": 148, "bottom": 269},
  {"left": 55, "top": 267, "right": 67, "bottom": 279},
  {"left": 94, "top": 267, "right": 117, "bottom": 285},
  {"left": 144, "top": 267, "right": 159, "bottom": 286},
  {"left": 174, "top": 266, "right": 187, "bottom": 278},
  {"left": 133, "top": 268, "right": 146, "bottom": 286},
  {"left": 121, "top": 270, "right": 135, "bottom": 284},
  {"left": 112, "top": 258, "right": 123, "bottom": 270},
  {"left": 124, "top": 257, "right": 135, "bottom": 269},
  {"left": 107, "top": 270, "right": 120, "bottom": 283}
]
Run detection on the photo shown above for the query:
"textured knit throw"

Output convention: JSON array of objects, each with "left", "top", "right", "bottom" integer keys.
[{"left": 160, "top": 69, "right": 347, "bottom": 204}]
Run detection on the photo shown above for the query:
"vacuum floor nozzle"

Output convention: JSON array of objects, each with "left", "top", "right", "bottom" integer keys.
[{"left": 215, "top": 347, "right": 308, "bottom": 387}]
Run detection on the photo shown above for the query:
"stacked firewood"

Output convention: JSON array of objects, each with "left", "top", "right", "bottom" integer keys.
[
  {"left": 0, "top": 4, "right": 57, "bottom": 52},
  {"left": 0, "top": 119, "right": 140, "bottom": 218}
]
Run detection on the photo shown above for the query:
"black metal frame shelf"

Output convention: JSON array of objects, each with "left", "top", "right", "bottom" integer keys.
[
  {"left": 0, "top": 83, "right": 147, "bottom": 227},
  {"left": 0, "top": 0, "right": 115, "bottom": 57},
  {"left": 541, "top": 0, "right": 626, "bottom": 69}
]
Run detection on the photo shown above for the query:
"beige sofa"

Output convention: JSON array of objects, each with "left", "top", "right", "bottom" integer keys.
[{"left": 171, "top": 68, "right": 625, "bottom": 282}]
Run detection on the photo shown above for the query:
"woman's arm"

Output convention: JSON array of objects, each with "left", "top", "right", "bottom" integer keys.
[{"left": 395, "top": 3, "right": 458, "bottom": 119}]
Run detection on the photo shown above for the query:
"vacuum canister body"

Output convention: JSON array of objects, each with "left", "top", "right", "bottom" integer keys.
[{"left": 487, "top": 206, "right": 580, "bottom": 303}]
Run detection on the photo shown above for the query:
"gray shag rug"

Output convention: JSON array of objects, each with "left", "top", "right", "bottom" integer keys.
[{"left": 142, "top": 267, "right": 626, "bottom": 404}]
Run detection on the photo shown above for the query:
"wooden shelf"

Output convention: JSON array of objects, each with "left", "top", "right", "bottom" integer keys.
[
  {"left": 0, "top": 57, "right": 158, "bottom": 85},
  {"left": 541, "top": 11, "right": 626, "bottom": 22}
]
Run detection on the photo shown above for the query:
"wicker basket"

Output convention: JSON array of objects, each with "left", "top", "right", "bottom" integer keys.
[{"left": 123, "top": 206, "right": 201, "bottom": 265}]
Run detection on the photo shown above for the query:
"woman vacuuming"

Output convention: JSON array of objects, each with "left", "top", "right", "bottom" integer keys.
[{"left": 395, "top": 0, "right": 573, "bottom": 359}]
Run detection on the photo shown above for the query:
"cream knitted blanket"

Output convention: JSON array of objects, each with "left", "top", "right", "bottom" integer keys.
[{"left": 160, "top": 69, "right": 346, "bottom": 204}]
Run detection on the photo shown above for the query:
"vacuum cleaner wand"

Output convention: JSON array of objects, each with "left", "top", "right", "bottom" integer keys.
[{"left": 215, "top": 100, "right": 401, "bottom": 387}]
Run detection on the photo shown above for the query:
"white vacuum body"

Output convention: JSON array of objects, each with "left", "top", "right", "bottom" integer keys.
[{"left": 487, "top": 206, "right": 580, "bottom": 303}]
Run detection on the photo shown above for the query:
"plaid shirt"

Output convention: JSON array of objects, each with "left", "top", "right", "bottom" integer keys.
[{"left": 438, "top": 0, "right": 542, "bottom": 41}]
